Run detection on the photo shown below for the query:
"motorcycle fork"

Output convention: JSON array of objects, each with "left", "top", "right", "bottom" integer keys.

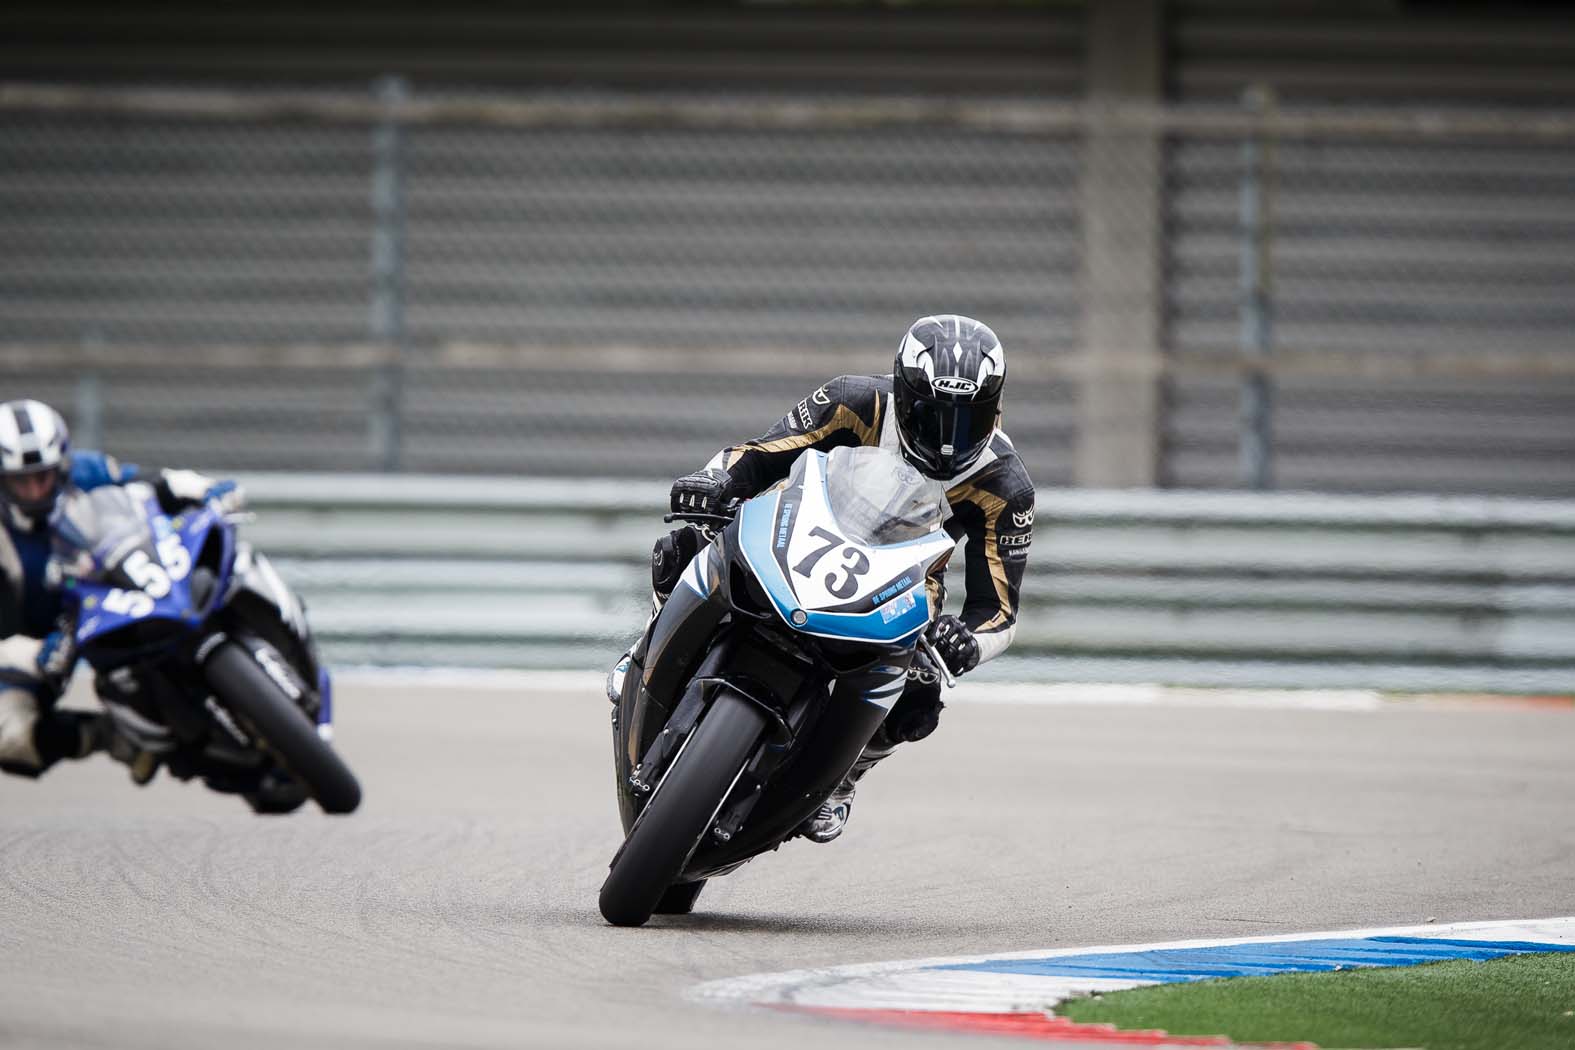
[
  {"left": 710, "top": 721, "right": 795, "bottom": 845},
  {"left": 627, "top": 676, "right": 707, "bottom": 799},
  {"left": 706, "top": 666, "right": 825, "bottom": 845}
]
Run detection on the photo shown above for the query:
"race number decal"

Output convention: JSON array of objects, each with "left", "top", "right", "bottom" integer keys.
[
  {"left": 156, "top": 533, "right": 192, "bottom": 582},
  {"left": 792, "top": 526, "right": 871, "bottom": 599},
  {"left": 102, "top": 589, "right": 155, "bottom": 618},
  {"left": 122, "top": 550, "right": 172, "bottom": 598}
]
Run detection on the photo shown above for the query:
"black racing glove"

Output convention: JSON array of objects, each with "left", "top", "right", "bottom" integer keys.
[
  {"left": 926, "top": 614, "right": 980, "bottom": 677},
  {"left": 669, "top": 469, "right": 733, "bottom": 517}
]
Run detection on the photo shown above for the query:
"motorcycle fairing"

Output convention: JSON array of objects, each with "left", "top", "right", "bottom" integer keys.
[
  {"left": 736, "top": 450, "right": 953, "bottom": 645},
  {"left": 73, "top": 497, "right": 229, "bottom": 648},
  {"left": 231, "top": 543, "right": 311, "bottom": 646},
  {"left": 59, "top": 485, "right": 332, "bottom": 738}
]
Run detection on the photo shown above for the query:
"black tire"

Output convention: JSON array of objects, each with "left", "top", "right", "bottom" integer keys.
[
  {"left": 204, "top": 641, "right": 362, "bottom": 815},
  {"left": 599, "top": 690, "right": 766, "bottom": 927}
]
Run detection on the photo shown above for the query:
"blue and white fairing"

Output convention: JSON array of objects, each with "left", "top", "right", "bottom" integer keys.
[
  {"left": 51, "top": 483, "right": 233, "bottom": 651},
  {"left": 718, "top": 446, "right": 955, "bottom": 646},
  {"left": 52, "top": 481, "right": 334, "bottom": 740}
]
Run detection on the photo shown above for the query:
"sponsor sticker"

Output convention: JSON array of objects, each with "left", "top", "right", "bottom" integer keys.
[
  {"left": 254, "top": 646, "right": 304, "bottom": 701},
  {"left": 931, "top": 375, "right": 979, "bottom": 396},
  {"left": 776, "top": 500, "right": 795, "bottom": 549},
  {"left": 873, "top": 575, "right": 915, "bottom": 604},
  {"left": 999, "top": 531, "right": 1031, "bottom": 548},
  {"left": 796, "top": 399, "right": 813, "bottom": 429},
  {"left": 879, "top": 588, "right": 917, "bottom": 623}
]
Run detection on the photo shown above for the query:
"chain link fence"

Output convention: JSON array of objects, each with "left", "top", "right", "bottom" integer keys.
[{"left": 3, "top": 84, "right": 1574, "bottom": 495}]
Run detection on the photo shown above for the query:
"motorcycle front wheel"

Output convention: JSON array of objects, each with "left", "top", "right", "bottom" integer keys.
[
  {"left": 599, "top": 688, "right": 766, "bottom": 927},
  {"left": 204, "top": 641, "right": 362, "bottom": 815}
]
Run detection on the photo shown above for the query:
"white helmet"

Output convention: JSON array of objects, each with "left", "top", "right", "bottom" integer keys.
[{"left": 0, "top": 399, "right": 72, "bottom": 523}]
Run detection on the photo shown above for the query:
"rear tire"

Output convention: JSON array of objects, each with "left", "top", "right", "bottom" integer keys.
[
  {"left": 205, "top": 641, "right": 362, "bottom": 815},
  {"left": 653, "top": 879, "right": 707, "bottom": 915},
  {"left": 599, "top": 690, "right": 766, "bottom": 927}
]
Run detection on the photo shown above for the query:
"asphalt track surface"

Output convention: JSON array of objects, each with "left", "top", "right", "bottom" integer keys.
[{"left": 3, "top": 678, "right": 1572, "bottom": 1050}]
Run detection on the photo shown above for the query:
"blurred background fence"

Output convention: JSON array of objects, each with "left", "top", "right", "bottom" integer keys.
[
  {"left": 3, "top": 1, "right": 1573, "bottom": 688},
  {"left": 242, "top": 473, "right": 1575, "bottom": 693},
  {"left": 6, "top": 82, "right": 1575, "bottom": 493}
]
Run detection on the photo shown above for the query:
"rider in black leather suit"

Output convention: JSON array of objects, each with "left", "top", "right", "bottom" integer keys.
[{"left": 653, "top": 315, "right": 1035, "bottom": 842}]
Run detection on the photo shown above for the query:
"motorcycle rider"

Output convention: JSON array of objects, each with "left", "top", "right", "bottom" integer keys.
[
  {"left": 649, "top": 314, "right": 1035, "bottom": 843},
  {"left": 0, "top": 398, "right": 240, "bottom": 782}
]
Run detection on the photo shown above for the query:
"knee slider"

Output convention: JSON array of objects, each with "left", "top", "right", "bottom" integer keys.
[
  {"left": 0, "top": 691, "right": 43, "bottom": 769},
  {"left": 883, "top": 679, "right": 944, "bottom": 744}
]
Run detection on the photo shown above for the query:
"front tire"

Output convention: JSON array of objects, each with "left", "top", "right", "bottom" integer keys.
[
  {"left": 599, "top": 690, "right": 766, "bottom": 927},
  {"left": 204, "top": 641, "right": 362, "bottom": 815}
]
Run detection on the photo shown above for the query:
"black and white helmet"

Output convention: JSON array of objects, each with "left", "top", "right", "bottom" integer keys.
[
  {"left": 893, "top": 314, "right": 1006, "bottom": 479},
  {"left": 0, "top": 399, "right": 72, "bottom": 520}
]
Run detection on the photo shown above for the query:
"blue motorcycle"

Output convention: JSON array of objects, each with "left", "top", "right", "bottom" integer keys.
[
  {"left": 50, "top": 481, "right": 360, "bottom": 814},
  {"left": 601, "top": 446, "right": 957, "bottom": 926}
]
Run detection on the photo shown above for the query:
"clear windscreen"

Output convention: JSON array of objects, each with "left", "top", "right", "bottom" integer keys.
[
  {"left": 819, "top": 445, "right": 947, "bottom": 546},
  {"left": 51, "top": 484, "right": 153, "bottom": 581}
]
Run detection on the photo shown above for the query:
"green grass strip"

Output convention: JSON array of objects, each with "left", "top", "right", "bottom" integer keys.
[{"left": 1056, "top": 952, "right": 1575, "bottom": 1050}]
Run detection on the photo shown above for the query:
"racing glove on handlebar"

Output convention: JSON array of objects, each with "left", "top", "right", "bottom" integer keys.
[
  {"left": 155, "top": 469, "right": 246, "bottom": 516},
  {"left": 670, "top": 468, "right": 733, "bottom": 517},
  {"left": 926, "top": 614, "right": 980, "bottom": 676}
]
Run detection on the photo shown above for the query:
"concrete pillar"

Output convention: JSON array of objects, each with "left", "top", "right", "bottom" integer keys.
[{"left": 1075, "top": 0, "right": 1165, "bottom": 488}]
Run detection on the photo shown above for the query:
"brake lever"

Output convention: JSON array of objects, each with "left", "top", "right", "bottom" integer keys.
[
  {"left": 662, "top": 498, "right": 743, "bottom": 528},
  {"left": 662, "top": 512, "right": 734, "bottom": 526},
  {"left": 917, "top": 635, "right": 958, "bottom": 689}
]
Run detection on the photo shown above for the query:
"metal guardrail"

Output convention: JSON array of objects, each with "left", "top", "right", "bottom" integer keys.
[{"left": 240, "top": 474, "right": 1575, "bottom": 694}]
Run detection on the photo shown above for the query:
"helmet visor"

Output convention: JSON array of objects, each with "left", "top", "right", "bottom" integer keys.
[
  {"left": 2, "top": 466, "right": 61, "bottom": 516},
  {"left": 900, "top": 391, "right": 999, "bottom": 477}
]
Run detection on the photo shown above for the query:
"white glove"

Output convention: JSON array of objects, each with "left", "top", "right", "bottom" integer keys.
[{"left": 157, "top": 469, "right": 246, "bottom": 515}]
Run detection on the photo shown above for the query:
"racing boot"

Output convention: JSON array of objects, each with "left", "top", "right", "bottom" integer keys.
[
  {"left": 126, "top": 749, "right": 160, "bottom": 786},
  {"left": 0, "top": 708, "right": 102, "bottom": 779},
  {"left": 33, "top": 709, "right": 108, "bottom": 766},
  {"left": 97, "top": 716, "right": 161, "bottom": 785},
  {"left": 799, "top": 739, "right": 897, "bottom": 844}
]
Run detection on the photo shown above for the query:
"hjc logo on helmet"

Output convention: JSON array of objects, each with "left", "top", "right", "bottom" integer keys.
[{"left": 930, "top": 375, "right": 980, "bottom": 396}]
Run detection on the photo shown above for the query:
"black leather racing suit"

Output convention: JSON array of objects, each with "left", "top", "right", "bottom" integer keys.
[{"left": 693, "top": 373, "right": 1036, "bottom": 744}]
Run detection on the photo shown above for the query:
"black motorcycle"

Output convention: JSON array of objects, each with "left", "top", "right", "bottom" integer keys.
[{"left": 601, "top": 446, "right": 957, "bottom": 926}]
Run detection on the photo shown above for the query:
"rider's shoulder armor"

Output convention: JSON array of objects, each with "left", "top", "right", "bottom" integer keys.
[
  {"left": 783, "top": 374, "right": 887, "bottom": 445},
  {"left": 944, "top": 431, "right": 1036, "bottom": 539},
  {"left": 69, "top": 451, "right": 136, "bottom": 492}
]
